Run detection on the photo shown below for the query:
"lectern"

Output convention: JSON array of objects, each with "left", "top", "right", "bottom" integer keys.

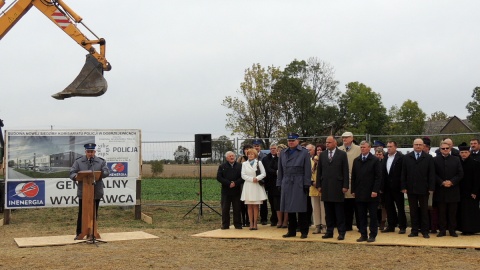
[{"left": 76, "top": 170, "right": 102, "bottom": 240}]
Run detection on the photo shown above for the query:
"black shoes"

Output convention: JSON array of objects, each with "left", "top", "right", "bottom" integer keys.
[
  {"left": 300, "top": 234, "right": 308, "bottom": 239},
  {"left": 282, "top": 233, "right": 296, "bottom": 238},
  {"left": 261, "top": 221, "right": 268, "bottom": 225},
  {"left": 356, "top": 236, "right": 368, "bottom": 242},
  {"left": 398, "top": 228, "right": 406, "bottom": 234},
  {"left": 381, "top": 227, "right": 395, "bottom": 233},
  {"left": 449, "top": 231, "right": 458, "bottom": 237},
  {"left": 234, "top": 226, "right": 243, "bottom": 229},
  {"left": 408, "top": 233, "right": 418, "bottom": 237},
  {"left": 74, "top": 235, "right": 79, "bottom": 240},
  {"left": 322, "top": 234, "right": 333, "bottom": 239},
  {"left": 437, "top": 231, "right": 446, "bottom": 237},
  {"left": 221, "top": 227, "right": 229, "bottom": 230},
  {"left": 337, "top": 235, "right": 345, "bottom": 240},
  {"left": 367, "top": 237, "right": 376, "bottom": 243},
  {"left": 422, "top": 233, "right": 430, "bottom": 239}
]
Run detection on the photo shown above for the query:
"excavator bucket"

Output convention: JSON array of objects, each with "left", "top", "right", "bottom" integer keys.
[{"left": 51, "top": 54, "right": 108, "bottom": 100}]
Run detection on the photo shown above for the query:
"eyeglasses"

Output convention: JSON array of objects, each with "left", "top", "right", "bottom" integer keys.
[{"left": 441, "top": 147, "right": 450, "bottom": 150}]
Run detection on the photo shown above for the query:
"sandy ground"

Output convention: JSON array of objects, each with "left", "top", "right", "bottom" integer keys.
[{"left": 1, "top": 204, "right": 480, "bottom": 269}]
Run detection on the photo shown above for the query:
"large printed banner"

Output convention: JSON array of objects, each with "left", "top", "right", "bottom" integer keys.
[{"left": 4, "top": 129, "right": 141, "bottom": 209}]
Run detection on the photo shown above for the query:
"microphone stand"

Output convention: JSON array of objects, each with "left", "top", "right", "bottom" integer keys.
[{"left": 86, "top": 156, "right": 106, "bottom": 246}]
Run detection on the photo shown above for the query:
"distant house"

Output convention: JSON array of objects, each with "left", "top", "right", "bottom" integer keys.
[{"left": 423, "top": 116, "right": 475, "bottom": 134}]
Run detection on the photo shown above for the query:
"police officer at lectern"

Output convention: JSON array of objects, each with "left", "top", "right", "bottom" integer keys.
[{"left": 70, "top": 143, "right": 110, "bottom": 240}]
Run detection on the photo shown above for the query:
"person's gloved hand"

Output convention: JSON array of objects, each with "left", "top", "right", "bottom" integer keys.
[{"left": 303, "top": 185, "right": 310, "bottom": 194}]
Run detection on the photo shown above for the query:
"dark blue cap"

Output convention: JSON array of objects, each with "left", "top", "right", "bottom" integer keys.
[
  {"left": 373, "top": 140, "right": 385, "bottom": 147},
  {"left": 252, "top": 139, "right": 263, "bottom": 145},
  {"left": 287, "top": 133, "right": 299, "bottom": 140},
  {"left": 84, "top": 143, "right": 96, "bottom": 150}
]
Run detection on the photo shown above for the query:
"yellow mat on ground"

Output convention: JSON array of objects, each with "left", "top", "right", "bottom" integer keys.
[
  {"left": 14, "top": 231, "right": 158, "bottom": 248},
  {"left": 192, "top": 225, "right": 480, "bottom": 249}
]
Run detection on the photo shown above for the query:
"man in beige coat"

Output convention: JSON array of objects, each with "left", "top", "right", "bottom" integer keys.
[{"left": 338, "top": 131, "right": 361, "bottom": 231}]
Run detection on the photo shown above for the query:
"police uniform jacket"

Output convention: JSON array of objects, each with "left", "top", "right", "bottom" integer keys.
[
  {"left": 316, "top": 148, "right": 349, "bottom": 202},
  {"left": 216, "top": 161, "right": 243, "bottom": 196},
  {"left": 351, "top": 153, "right": 382, "bottom": 202},
  {"left": 277, "top": 145, "right": 312, "bottom": 212},
  {"left": 70, "top": 155, "right": 110, "bottom": 200},
  {"left": 433, "top": 154, "right": 463, "bottom": 203},
  {"left": 400, "top": 151, "right": 435, "bottom": 195}
]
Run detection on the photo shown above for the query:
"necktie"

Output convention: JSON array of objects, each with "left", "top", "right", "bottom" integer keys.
[
  {"left": 329, "top": 151, "right": 333, "bottom": 161},
  {"left": 416, "top": 153, "right": 420, "bottom": 160},
  {"left": 362, "top": 156, "right": 366, "bottom": 161}
]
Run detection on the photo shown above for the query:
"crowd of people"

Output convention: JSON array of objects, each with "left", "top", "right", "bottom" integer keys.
[{"left": 216, "top": 133, "right": 480, "bottom": 242}]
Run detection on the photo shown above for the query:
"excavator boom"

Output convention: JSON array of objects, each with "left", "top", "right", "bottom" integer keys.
[{"left": 0, "top": 0, "right": 111, "bottom": 99}]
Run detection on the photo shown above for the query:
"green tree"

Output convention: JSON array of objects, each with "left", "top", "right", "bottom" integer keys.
[
  {"left": 391, "top": 99, "right": 426, "bottom": 135},
  {"left": 211, "top": 135, "right": 235, "bottom": 163},
  {"left": 466, "top": 86, "right": 480, "bottom": 130},
  {"left": 427, "top": 111, "right": 449, "bottom": 121},
  {"left": 174, "top": 145, "right": 190, "bottom": 164},
  {"left": 150, "top": 160, "right": 164, "bottom": 177},
  {"left": 222, "top": 64, "right": 282, "bottom": 141},
  {"left": 273, "top": 58, "right": 340, "bottom": 137},
  {"left": 338, "top": 82, "right": 388, "bottom": 135}
]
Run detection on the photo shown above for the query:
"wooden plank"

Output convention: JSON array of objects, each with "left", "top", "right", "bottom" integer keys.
[{"left": 141, "top": 213, "right": 152, "bottom": 224}]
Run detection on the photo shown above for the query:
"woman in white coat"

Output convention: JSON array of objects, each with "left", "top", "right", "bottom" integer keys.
[{"left": 241, "top": 148, "right": 268, "bottom": 230}]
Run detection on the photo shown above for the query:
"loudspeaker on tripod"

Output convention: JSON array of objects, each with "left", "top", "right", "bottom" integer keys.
[{"left": 195, "top": 134, "right": 212, "bottom": 158}]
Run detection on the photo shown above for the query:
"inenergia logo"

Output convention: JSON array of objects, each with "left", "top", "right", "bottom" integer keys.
[
  {"left": 7, "top": 180, "right": 46, "bottom": 208},
  {"left": 13, "top": 181, "right": 39, "bottom": 198},
  {"left": 107, "top": 162, "right": 128, "bottom": 177}
]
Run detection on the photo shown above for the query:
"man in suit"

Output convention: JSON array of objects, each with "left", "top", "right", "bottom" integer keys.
[
  {"left": 401, "top": 138, "right": 436, "bottom": 238},
  {"left": 316, "top": 136, "right": 350, "bottom": 240},
  {"left": 338, "top": 131, "right": 361, "bottom": 231},
  {"left": 351, "top": 141, "right": 382, "bottom": 242},
  {"left": 277, "top": 133, "right": 312, "bottom": 239},
  {"left": 381, "top": 141, "right": 407, "bottom": 234},
  {"left": 262, "top": 143, "right": 279, "bottom": 226},
  {"left": 433, "top": 141, "right": 463, "bottom": 237},
  {"left": 470, "top": 138, "right": 480, "bottom": 161},
  {"left": 216, "top": 151, "right": 244, "bottom": 230}
]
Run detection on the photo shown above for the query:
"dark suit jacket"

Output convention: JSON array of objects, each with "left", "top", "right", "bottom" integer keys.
[
  {"left": 460, "top": 156, "right": 480, "bottom": 197},
  {"left": 316, "top": 147, "right": 349, "bottom": 202},
  {"left": 351, "top": 153, "right": 382, "bottom": 202},
  {"left": 382, "top": 151, "right": 404, "bottom": 192},
  {"left": 433, "top": 154, "right": 463, "bottom": 203},
  {"left": 401, "top": 151, "right": 435, "bottom": 195},
  {"left": 216, "top": 161, "right": 243, "bottom": 196},
  {"left": 262, "top": 153, "right": 278, "bottom": 190}
]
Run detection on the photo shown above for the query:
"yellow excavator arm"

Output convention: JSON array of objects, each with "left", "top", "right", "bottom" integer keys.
[{"left": 0, "top": 0, "right": 111, "bottom": 99}]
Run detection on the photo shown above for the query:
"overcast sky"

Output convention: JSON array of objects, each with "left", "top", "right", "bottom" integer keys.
[{"left": 1, "top": 0, "right": 479, "bottom": 141}]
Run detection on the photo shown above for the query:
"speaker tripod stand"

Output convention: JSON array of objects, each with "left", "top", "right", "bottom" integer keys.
[{"left": 183, "top": 158, "right": 221, "bottom": 221}]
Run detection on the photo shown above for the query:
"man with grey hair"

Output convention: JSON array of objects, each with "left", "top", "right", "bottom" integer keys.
[
  {"left": 401, "top": 138, "right": 435, "bottom": 238},
  {"left": 351, "top": 141, "right": 382, "bottom": 242},
  {"left": 216, "top": 151, "right": 244, "bottom": 229}
]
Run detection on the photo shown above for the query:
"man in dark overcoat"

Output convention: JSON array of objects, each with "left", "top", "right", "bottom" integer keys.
[
  {"left": 277, "top": 133, "right": 312, "bottom": 239},
  {"left": 262, "top": 144, "right": 279, "bottom": 226},
  {"left": 433, "top": 141, "right": 463, "bottom": 237},
  {"left": 458, "top": 142, "right": 480, "bottom": 234},
  {"left": 316, "top": 136, "right": 349, "bottom": 240},
  {"left": 351, "top": 141, "right": 382, "bottom": 242},
  {"left": 216, "top": 151, "right": 244, "bottom": 229},
  {"left": 381, "top": 141, "right": 407, "bottom": 234},
  {"left": 401, "top": 138, "right": 435, "bottom": 238}
]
